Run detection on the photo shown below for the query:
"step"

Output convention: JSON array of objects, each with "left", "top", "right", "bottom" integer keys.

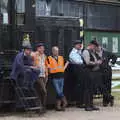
[
  {"left": 15, "top": 87, "right": 35, "bottom": 91},
  {"left": 3, "top": 77, "right": 10, "bottom": 80},
  {"left": 20, "top": 97, "right": 38, "bottom": 100},
  {"left": 15, "top": 87, "right": 30, "bottom": 91},
  {"left": 25, "top": 106, "right": 41, "bottom": 111},
  {"left": 0, "top": 100, "right": 15, "bottom": 104}
]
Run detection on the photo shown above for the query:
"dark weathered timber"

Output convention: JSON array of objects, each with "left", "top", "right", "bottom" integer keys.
[{"left": 36, "top": 16, "right": 80, "bottom": 27}]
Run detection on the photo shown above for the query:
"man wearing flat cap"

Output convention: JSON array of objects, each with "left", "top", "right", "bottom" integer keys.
[
  {"left": 69, "top": 40, "right": 84, "bottom": 104},
  {"left": 69, "top": 40, "right": 83, "bottom": 64},
  {"left": 69, "top": 40, "right": 94, "bottom": 111},
  {"left": 82, "top": 40, "right": 102, "bottom": 68},
  {"left": 82, "top": 40, "right": 102, "bottom": 111},
  {"left": 31, "top": 43, "right": 48, "bottom": 112},
  {"left": 11, "top": 45, "right": 39, "bottom": 88}
]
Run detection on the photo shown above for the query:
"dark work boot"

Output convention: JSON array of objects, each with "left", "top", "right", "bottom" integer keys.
[
  {"left": 77, "top": 104, "right": 85, "bottom": 108},
  {"left": 103, "top": 95, "right": 114, "bottom": 107},
  {"left": 61, "top": 96, "right": 68, "bottom": 111},
  {"left": 110, "top": 95, "right": 114, "bottom": 107},
  {"left": 103, "top": 95, "right": 109, "bottom": 107},
  {"left": 85, "top": 107, "right": 93, "bottom": 111},
  {"left": 91, "top": 106, "right": 100, "bottom": 111},
  {"left": 56, "top": 99, "right": 62, "bottom": 111}
]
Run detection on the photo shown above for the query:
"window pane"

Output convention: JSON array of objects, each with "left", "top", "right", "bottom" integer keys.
[
  {"left": 36, "top": 0, "right": 51, "bottom": 16},
  {"left": 86, "top": 4, "right": 117, "bottom": 30},
  {"left": 0, "top": 0, "right": 8, "bottom": 13},
  {"left": 15, "top": 0, "right": 25, "bottom": 13}
]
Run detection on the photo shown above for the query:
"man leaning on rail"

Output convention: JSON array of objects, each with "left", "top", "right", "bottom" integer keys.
[
  {"left": 69, "top": 40, "right": 100, "bottom": 111},
  {"left": 31, "top": 43, "right": 48, "bottom": 112},
  {"left": 10, "top": 45, "right": 40, "bottom": 89}
]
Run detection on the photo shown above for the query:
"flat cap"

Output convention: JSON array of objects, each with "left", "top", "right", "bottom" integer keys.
[
  {"left": 74, "top": 40, "right": 82, "bottom": 45},
  {"left": 89, "top": 40, "right": 99, "bottom": 47},
  {"left": 22, "top": 45, "right": 32, "bottom": 49},
  {"left": 36, "top": 43, "right": 44, "bottom": 48}
]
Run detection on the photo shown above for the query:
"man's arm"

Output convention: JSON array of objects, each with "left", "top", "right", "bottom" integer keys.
[
  {"left": 15, "top": 53, "right": 24, "bottom": 69},
  {"left": 64, "top": 61, "right": 69, "bottom": 70}
]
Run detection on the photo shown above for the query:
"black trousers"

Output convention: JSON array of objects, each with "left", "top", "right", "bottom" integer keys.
[
  {"left": 64, "top": 64, "right": 76, "bottom": 102},
  {"left": 101, "top": 66, "right": 112, "bottom": 103},
  {"left": 72, "top": 64, "right": 94, "bottom": 107}
]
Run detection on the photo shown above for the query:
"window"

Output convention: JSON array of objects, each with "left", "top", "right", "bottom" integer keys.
[
  {"left": 86, "top": 4, "right": 117, "bottom": 30},
  {"left": 112, "top": 37, "right": 118, "bottom": 53},
  {"left": 35, "top": 0, "right": 83, "bottom": 17},
  {"left": 15, "top": 0, "right": 25, "bottom": 13},
  {"left": 0, "top": 0, "right": 8, "bottom": 13},
  {"left": 0, "top": 0, "right": 8, "bottom": 24},
  {"left": 15, "top": 0, "right": 25, "bottom": 25},
  {"left": 102, "top": 37, "right": 108, "bottom": 49},
  {"left": 36, "top": 0, "right": 51, "bottom": 16}
]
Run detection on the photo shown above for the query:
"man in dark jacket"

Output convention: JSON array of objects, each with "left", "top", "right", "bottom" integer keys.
[
  {"left": 96, "top": 46, "right": 117, "bottom": 106},
  {"left": 11, "top": 45, "right": 39, "bottom": 88},
  {"left": 82, "top": 40, "right": 102, "bottom": 111}
]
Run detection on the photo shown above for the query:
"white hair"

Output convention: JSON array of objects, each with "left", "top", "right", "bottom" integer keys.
[{"left": 52, "top": 46, "right": 59, "bottom": 51}]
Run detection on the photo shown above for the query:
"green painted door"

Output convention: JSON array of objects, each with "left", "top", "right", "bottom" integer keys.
[{"left": 85, "top": 31, "right": 120, "bottom": 56}]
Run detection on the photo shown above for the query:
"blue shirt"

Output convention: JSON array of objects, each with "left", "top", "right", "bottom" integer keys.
[{"left": 69, "top": 48, "right": 83, "bottom": 64}]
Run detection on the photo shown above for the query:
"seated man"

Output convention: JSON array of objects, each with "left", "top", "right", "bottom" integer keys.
[{"left": 10, "top": 45, "right": 39, "bottom": 88}]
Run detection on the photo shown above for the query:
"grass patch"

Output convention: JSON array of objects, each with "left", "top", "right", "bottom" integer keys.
[
  {"left": 112, "top": 92, "right": 120, "bottom": 101},
  {"left": 112, "top": 79, "right": 120, "bottom": 81},
  {"left": 112, "top": 85, "right": 120, "bottom": 89}
]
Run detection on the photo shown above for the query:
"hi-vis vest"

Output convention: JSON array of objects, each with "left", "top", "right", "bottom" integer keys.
[{"left": 47, "top": 56, "right": 64, "bottom": 74}]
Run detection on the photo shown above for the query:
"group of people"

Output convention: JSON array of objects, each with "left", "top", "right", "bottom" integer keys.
[
  {"left": 67, "top": 40, "right": 117, "bottom": 111},
  {"left": 11, "top": 43, "right": 68, "bottom": 112},
  {"left": 10, "top": 39, "right": 117, "bottom": 112}
]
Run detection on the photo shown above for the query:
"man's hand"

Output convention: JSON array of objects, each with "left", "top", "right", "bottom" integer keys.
[
  {"left": 30, "top": 66, "right": 40, "bottom": 69},
  {"left": 96, "top": 60, "right": 102, "bottom": 65}
]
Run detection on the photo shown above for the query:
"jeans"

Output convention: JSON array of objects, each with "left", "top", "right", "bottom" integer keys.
[{"left": 52, "top": 78, "right": 64, "bottom": 99}]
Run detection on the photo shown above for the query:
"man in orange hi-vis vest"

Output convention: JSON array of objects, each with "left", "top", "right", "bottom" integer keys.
[{"left": 46, "top": 46, "right": 69, "bottom": 111}]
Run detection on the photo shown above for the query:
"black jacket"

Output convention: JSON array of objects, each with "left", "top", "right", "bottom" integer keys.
[{"left": 102, "top": 50, "right": 117, "bottom": 66}]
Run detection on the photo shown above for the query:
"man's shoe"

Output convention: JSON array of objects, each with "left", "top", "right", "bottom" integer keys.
[
  {"left": 110, "top": 96, "right": 114, "bottom": 107},
  {"left": 61, "top": 96, "right": 68, "bottom": 108},
  {"left": 56, "top": 108, "right": 62, "bottom": 111},
  {"left": 56, "top": 99, "right": 62, "bottom": 111},
  {"left": 92, "top": 106, "right": 100, "bottom": 111},
  {"left": 77, "top": 104, "right": 85, "bottom": 108},
  {"left": 103, "top": 103, "right": 108, "bottom": 107},
  {"left": 85, "top": 107, "right": 93, "bottom": 111}
]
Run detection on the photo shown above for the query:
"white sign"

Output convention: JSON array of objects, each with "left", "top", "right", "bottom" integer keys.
[
  {"left": 102, "top": 37, "right": 108, "bottom": 49},
  {"left": 112, "top": 37, "right": 118, "bottom": 53}
]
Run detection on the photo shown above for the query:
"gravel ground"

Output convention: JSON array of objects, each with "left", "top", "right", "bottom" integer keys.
[
  {"left": 0, "top": 105, "right": 120, "bottom": 120},
  {"left": 0, "top": 94, "right": 119, "bottom": 120}
]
